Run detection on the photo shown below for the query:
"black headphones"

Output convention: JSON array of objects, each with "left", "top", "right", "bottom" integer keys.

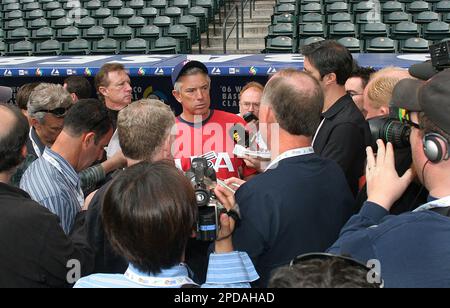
[{"left": 423, "top": 133, "right": 450, "bottom": 163}]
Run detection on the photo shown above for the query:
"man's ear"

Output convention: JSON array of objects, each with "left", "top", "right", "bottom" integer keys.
[
  {"left": 323, "top": 72, "right": 337, "bottom": 85},
  {"left": 82, "top": 132, "right": 96, "bottom": 148},
  {"left": 21, "top": 144, "right": 27, "bottom": 159},
  {"left": 379, "top": 106, "right": 390, "bottom": 116},
  {"left": 98, "top": 86, "right": 108, "bottom": 98},
  {"left": 70, "top": 93, "right": 78, "bottom": 102},
  {"left": 172, "top": 89, "right": 182, "bottom": 103}
]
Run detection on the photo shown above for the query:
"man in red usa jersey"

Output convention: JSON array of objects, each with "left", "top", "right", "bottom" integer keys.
[{"left": 171, "top": 60, "right": 257, "bottom": 180}]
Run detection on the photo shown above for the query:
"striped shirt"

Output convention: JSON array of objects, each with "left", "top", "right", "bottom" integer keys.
[
  {"left": 20, "top": 147, "right": 82, "bottom": 234},
  {"left": 74, "top": 251, "right": 259, "bottom": 288}
]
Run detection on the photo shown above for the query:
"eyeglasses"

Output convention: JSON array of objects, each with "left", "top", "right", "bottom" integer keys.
[
  {"left": 346, "top": 91, "right": 363, "bottom": 98},
  {"left": 36, "top": 106, "right": 72, "bottom": 118},
  {"left": 240, "top": 102, "right": 260, "bottom": 109}
]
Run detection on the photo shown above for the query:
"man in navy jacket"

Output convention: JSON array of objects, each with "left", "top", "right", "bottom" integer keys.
[
  {"left": 221, "top": 69, "right": 355, "bottom": 287},
  {"left": 329, "top": 69, "right": 450, "bottom": 288}
]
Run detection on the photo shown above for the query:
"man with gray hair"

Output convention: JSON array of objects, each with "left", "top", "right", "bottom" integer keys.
[
  {"left": 217, "top": 69, "right": 354, "bottom": 287},
  {"left": 84, "top": 99, "right": 179, "bottom": 274}
]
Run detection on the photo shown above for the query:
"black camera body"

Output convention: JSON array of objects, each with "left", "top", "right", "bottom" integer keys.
[
  {"left": 430, "top": 40, "right": 450, "bottom": 71},
  {"left": 368, "top": 116, "right": 411, "bottom": 149},
  {"left": 185, "top": 158, "right": 227, "bottom": 242}
]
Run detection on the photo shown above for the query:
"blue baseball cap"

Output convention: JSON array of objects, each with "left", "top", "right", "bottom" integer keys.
[{"left": 171, "top": 60, "right": 208, "bottom": 86}]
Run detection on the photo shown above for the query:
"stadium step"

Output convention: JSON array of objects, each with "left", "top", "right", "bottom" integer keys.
[{"left": 192, "top": 0, "right": 275, "bottom": 54}]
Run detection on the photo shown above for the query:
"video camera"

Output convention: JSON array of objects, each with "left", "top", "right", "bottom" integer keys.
[
  {"left": 185, "top": 158, "right": 227, "bottom": 242},
  {"left": 368, "top": 116, "right": 411, "bottom": 149},
  {"left": 430, "top": 40, "right": 450, "bottom": 71}
]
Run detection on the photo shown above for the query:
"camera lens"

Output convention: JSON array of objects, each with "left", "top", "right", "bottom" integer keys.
[{"left": 368, "top": 117, "right": 411, "bottom": 149}]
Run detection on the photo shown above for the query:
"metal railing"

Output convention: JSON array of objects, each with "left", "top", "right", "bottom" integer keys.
[
  {"left": 222, "top": 4, "right": 239, "bottom": 54},
  {"left": 241, "top": 0, "right": 254, "bottom": 38}
]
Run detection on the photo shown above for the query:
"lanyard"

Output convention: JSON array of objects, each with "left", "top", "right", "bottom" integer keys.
[
  {"left": 42, "top": 151, "right": 84, "bottom": 208},
  {"left": 29, "top": 128, "right": 42, "bottom": 158},
  {"left": 312, "top": 117, "right": 326, "bottom": 147},
  {"left": 265, "top": 147, "right": 314, "bottom": 172},
  {"left": 413, "top": 195, "right": 450, "bottom": 213},
  {"left": 124, "top": 268, "right": 197, "bottom": 287}
]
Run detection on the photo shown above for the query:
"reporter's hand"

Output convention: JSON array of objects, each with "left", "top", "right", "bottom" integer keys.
[
  {"left": 215, "top": 213, "right": 234, "bottom": 253},
  {"left": 242, "top": 155, "right": 269, "bottom": 173},
  {"left": 223, "top": 177, "right": 246, "bottom": 189},
  {"left": 366, "top": 140, "right": 414, "bottom": 211}
]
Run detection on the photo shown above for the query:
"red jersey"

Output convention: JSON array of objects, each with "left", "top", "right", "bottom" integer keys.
[{"left": 173, "top": 110, "right": 257, "bottom": 180}]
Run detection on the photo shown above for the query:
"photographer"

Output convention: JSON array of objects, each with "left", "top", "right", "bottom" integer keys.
[
  {"left": 328, "top": 69, "right": 450, "bottom": 287},
  {"left": 75, "top": 161, "right": 259, "bottom": 288}
]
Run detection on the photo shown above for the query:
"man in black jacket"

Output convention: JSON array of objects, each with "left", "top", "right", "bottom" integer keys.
[
  {"left": 302, "top": 40, "right": 371, "bottom": 197},
  {"left": 0, "top": 104, "right": 93, "bottom": 288}
]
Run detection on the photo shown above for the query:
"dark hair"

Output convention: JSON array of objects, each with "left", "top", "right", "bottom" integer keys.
[
  {"left": 262, "top": 69, "right": 323, "bottom": 137},
  {"left": 64, "top": 76, "right": 92, "bottom": 100},
  {"left": 95, "top": 63, "right": 126, "bottom": 100},
  {"left": 268, "top": 255, "right": 380, "bottom": 288},
  {"left": 419, "top": 112, "right": 450, "bottom": 142},
  {"left": 349, "top": 65, "right": 377, "bottom": 89},
  {"left": 102, "top": 161, "right": 197, "bottom": 274},
  {"left": 63, "top": 99, "right": 112, "bottom": 144},
  {"left": 0, "top": 104, "right": 29, "bottom": 172},
  {"left": 301, "top": 40, "right": 354, "bottom": 85},
  {"left": 16, "top": 83, "right": 40, "bottom": 110}
]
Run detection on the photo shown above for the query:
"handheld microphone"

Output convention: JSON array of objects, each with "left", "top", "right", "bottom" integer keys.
[{"left": 229, "top": 123, "right": 251, "bottom": 148}]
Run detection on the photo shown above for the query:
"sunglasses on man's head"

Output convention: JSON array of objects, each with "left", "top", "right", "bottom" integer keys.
[{"left": 36, "top": 106, "right": 71, "bottom": 118}]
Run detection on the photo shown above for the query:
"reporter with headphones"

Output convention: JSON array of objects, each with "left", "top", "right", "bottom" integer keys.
[{"left": 328, "top": 69, "right": 450, "bottom": 288}]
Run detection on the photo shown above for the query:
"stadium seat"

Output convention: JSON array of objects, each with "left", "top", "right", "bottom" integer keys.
[
  {"left": 406, "top": 0, "right": 431, "bottom": 12},
  {"left": 274, "top": 4, "right": 296, "bottom": 15},
  {"left": 435, "top": 0, "right": 450, "bottom": 13},
  {"left": 5, "top": 27, "right": 29, "bottom": 43},
  {"left": 93, "top": 8, "right": 112, "bottom": 20},
  {"left": 47, "top": 9, "right": 67, "bottom": 20},
  {"left": 423, "top": 21, "right": 450, "bottom": 40},
  {"left": 273, "top": 13, "right": 295, "bottom": 25},
  {"left": 52, "top": 17, "right": 74, "bottom": 29},
  {"left": 0, "top": 40, "right": 5, "bottom": 55},
  {"left": 173, "top": 0, "right": 190, "bottom": 14},
  {"left": 328, "top": 12, "right": 352, "bottom": 24},
  {"left": 56, "top": 26, "right": 80, "bottom": 42},
  {"left": 92, "top": 37, "right": 119, "bottom": 54},
  {"left": 179, "top": 14, "right": 200, "bottom": 44},
  {"left": 107, "top": 0, "right": 125, "bottom": 11},
  {"left": 327, "top": 1, "right": 350, "bottom": 13},
  {"left": 299, "top": 12, "right": 323, "bottom": 24},
  {"left": 29, "top": 18, "right": 49, "bottom": 30},
  {"left": 391, "top": 21, "right": 420, "bottom": 39},
  {"left": 354, "top": 1, "right": 377, "bottom": 14},
  {"left": 400, "top": 37, "right": 430, "bottom": 52},
  {"left": 168, "top": 24, "right": 191, "bottom": 53},
  {"left": 127, "top": 16, "right": 146, "bottom": 28},
  {"left": 86, "top": 0, "right": 102, "bottom": 11},
  {"left": 101, "top": 16, "right": 120, "bottom": 29},
  {"left": 329, "top": 22, "right": 356, "bottom": 39},
  {"left": 382, "top": 1, "right": 404, "bottom": 15},
  {"left": 366, "top": 37, "right": 397, "bottom": 52},
  {"left": 22, "top": 2, "right": 40, "bottom": 13},
  {"left": 150, "top": 0, "right": 168, "bottom": 15},
  {"left": 135, "top": 25, "right": 160, "bottom": 48},
  {"left": 414, "top": 11, "right": 440, "bottom": 24},
  {"left": 298, "top": 22, "right": 325, "bottom": 37},
  {"left": 337, "top": 37, "right": 363, "bottom": 52},
  {"left": 385, "top": 11, "right": 412, "bottom": 24},
  {"left": 5, "top": 10, "right": 23, "bottom": 21},
  {"left": 43, "top": 1, "right": 62, "bottom": 11},
  {"left": 153, "top": 16, "right": 171, "bottom": 35},
  {"left": 165, "top": 7, "right": 182, "bottom": 24},
  {"left": 128, "top": 0, "right": 145, "bottom": 10},
  {"left": 268, "top": 23, "right": 295, "bottom": 38},
  {"left": 265, "top": 36, "right": 295, "bottom": 53},
  {"left": 32, "top": 27, "right": 55, "bottom": 43},
  {"left": 34, "top": 39, "right": 61, "bottom": 55},
  {"left": 25, "top": 9, "right": 45, "bottom": 21},
  {"left": 121, "top": 38, "right": 148, "bottom": 53},
  {"left": 141, "top": 7, "right": 158, "bottom": 25},
  {"left": 149, "top": 36, "right": 180, "bottom": 54},
  {"left": 6, "top": 40, "right": 34, "bottom": 56},
  {"left": 62, "top": 38, "right": 90, "bottom": 55},
  {"left": 109, "top": 25, "right": 133, "bottom": 43},
  {"left": 76, "top": 16, "right": 96, "bottom": 29},
  {"left": 5, "top": 19, "right": 25, "bottom": 30},
  {"left": 300, "top": 3, "right": 321, "bottom": 14},
  {"left": 84, "top": 25, "right": 106, "bottom": 40}
]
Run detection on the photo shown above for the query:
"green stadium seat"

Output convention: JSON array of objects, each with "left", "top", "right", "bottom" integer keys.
[
  {"left": 272, "top": 13, "right": 295, "bottom": 25},
  {"left": 62, "top": 38, "right": 90, "bottom": 55},
  {"left": 52, "top": 17, "right": 74, "bottom": 29},
  {"left": 5, "top": 27, "right": 29, "bottom": 43},
  {"left": 168, "top": 24, "right": 191, "bottom": 53},
  {"left": 3, "top": 2, "right": 20, "bottom": 12},
  {"left": 101, "top": 16, "right": 120, "bottom": 29},
  {"left": 34, "top": 39, "right": 61, "bottom": 55},
  {"left": 116, "top": 8, "right": 135, "bottom": 21},
  {"left": 327, "top": 2, "right": 350, "bottom": 13},
  {"left": 298, "top": 22, "right": 325, "bottom": 37},
  {"left": 414, "top": 11, "right": 439, "bottom": 24},
  {"left": 188, "top": 6, "right": 208, "bottom": 35},
  {"left": 300, "top": 3, "right": 321, "bottom": 14},
  {"left": 164, "top": 7, "right": 182, "bottom": 24},
  {"left": 47, "top": 9, "right": 66, "bottom": 20},
  {"left": 107, "top": 0, "right": 124, "bottom": 11},
  {"left": 274, "top": 3, "right": 296, "bottom": 15},
  {"left": 135, "top": 25, "right": 160, "bottom": 48},
  {"left": 356, "top": 11, "right": 383, "bottom": 27},
  {"left": 268, "top": 23, "right": 295, "bottom": 38},
  {"left": 406, "top": 0, "right": 431, "bottom": 12},
  {"left": 337, "top": 37, "right": 362, "bottom": 52},
  {"left": 84, "top": 25, "right": 106, "bottom": 40},
  {"left": 299, "top": 12, "right": 323, "bottom": 24},
  {"left": 56, "top": 26, "right": 80, "bottom": 42},
  {"left": 22, "top": 2, "right": 40, "bottom": 13},
  {"left": 6, "top": 40, "right": 34, "bottom": 56},
  {"left": 25, "top": 9, "right": 45, "bottom": 21},
  {"left": 149, "top": 36, "right": 180, "bottom": 54},
  {"left": 354, "top": 1, "right": 377, "bottom": 14},
  {"left": 178, "top": 14, "right": 200, "bottom": 44},
  {"left": 28, "top": 18, "right": 49, "bottom": 30},
  {"left": 329, "top": 22, "right": 356, "bottom": 39},
  {"left": 0, "top": 41, "right": 5, "bottom": 55},
  {"left": 265, "top": 36, "right": 295, "bottom": 53},
  {"left": 150, "top": 0, "right": 168, "bottom": 14},
  {"left": 75, "top": 16, "right": 96, "bottom": 29},
  {"left": 86, "top": 0, "right": 102, "bottom": 11},
  {"left": 366, "top": 37, "right": 397, "bottom": 52},
  {"left": 121, "top": 38, "right": 148, "bottom": 53},
  {"left": 385, "top": 11, "right": 412, "bottom": 24},
  {"left": 31, "top": 27, "right": 55, "bottom": 43},
  {"left": 141, "top": 7, "right": 158, "bottom": 25},
  {"left": 382, "top": 1, "right": 404, "bottom": 14},
  {"left": 173, "top": 0, "right": 190, "bottom": 14},
  {"left": 93, "top": 8, "right": 112, "bottom": 20},
  {"left": 5, "top": 10, "right": 23, "bottom": 21},
  {"left": 5, "top": 19, "right": 25, "bottom": 30},
  {"left": 43, "top": 1, "right": 62, "bottom": 11},
  {"left": 92, "top": 37, "right": 119, "bottom": 54},
  {"left": 109, "top": 25, "right": 133, "bottom": 43},
  {"left": 127, "top": 16, "right": 146, "bottom": 28},
  {"left": 128, "top": 0, "right": 145, "bottom": 10},
  {"left": 435, "top": 0, "right": 450, "bottom": 13},
  {"left": 400, "top": 37, "right": 430, "bottom": 52},
  {"left": 391, "top": 21, "right": 420, "bottom": 39},
  {"left": 423, "top": 21, "right": 450, "bottom": 40},
  {"left": 328, "top": 12, "right": 352, "bottom": 24},
  {"left": 153, "top": 15, "right": 171, "bottom": 35}
]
